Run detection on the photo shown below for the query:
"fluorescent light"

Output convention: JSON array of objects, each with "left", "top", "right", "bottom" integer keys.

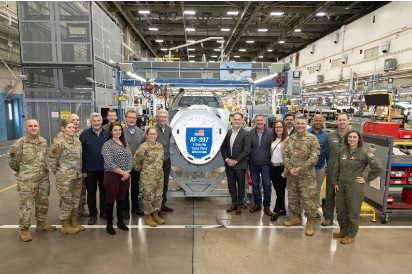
[
  {"left": 138, "top": 10, "right": 150, "bottom": 14},
  {"left": 258, "top": 28, "right": 268, "bottom": 32},
  {"left": 184, "top": 10, "right": 196, "bottom": 15},
  {"left": 127, "top": 72, "right": 146, "bottom": 82},
  {"left": 217, "top": 40, "right": 224, "bottom": 43},
  {"left": 234, "top": 55, "right": 240, "bottom": 58},
  {"left": 155, "top": 39, "right": 163, "bottom": 43},
  {"left": 239, "top": 49, "right": 246, "bottom": 52},
  {"left": 209, "top": 60, "right": 215, "bottom": 63},
  {"left": 221, "top": 28, "right": 230, "bottom": 32},
  {"left": 227, "top": 11, "right": 238, "bottom": 15},
  {"left": 211, "top": 55, "right": 218, "bottom": 58},
  {"left": 316, "top": 12, "right": 325, "bottom": 16},
  {"left": 214, "top": 49, "right": 221, "bottom": 52},
  {"left": 294, "top": 28, "right": 301, "bottom": 32},
  {"left": 267, "top": 49, "right": 273, "bottom": 52},
  {"left": 149, "top": 27, "right": 158, "bottom": 31},
  {"left": 189, "top": 60, "right": 195, "bottom": 62},
  {"left": 259, "top": 56, "right": 264, "bottom": 58},
  {"left": 246, "top": 40, "right": 254, "bottom": 44},
  {"left": 186, "top": 28, "right": 195, "bottom": 31},
  {"left": 270, "top": 11, "right": 284, "bottom": 16},
  {"left": 279, "top": 40, "right": 285, "bottom": 44},
  {"left": 160, "top": 48, "right": 168, "bottom": 51},
  {"left": 187, "top": 40, "right": 196, "bottom": 43},
  {"left": 187, "top": 48, "right": 195, "bottom": 51},
  {"left": 188, "top": 55, "right": 195, "bottom": 58},
  {"left": 254, "top": 73, "right": 278, "bottom": 84}
]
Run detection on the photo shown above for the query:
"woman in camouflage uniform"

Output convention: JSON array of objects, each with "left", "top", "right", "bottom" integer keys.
[
  {"left": 133, "top": 126, "right": 165, "bottom": 227},
  {"left": 49, "top": 120, "right": 84, "bottom": 234}
]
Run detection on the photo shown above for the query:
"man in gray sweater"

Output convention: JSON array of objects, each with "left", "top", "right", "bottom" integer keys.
[{"left": 123, "top": 110, "right": 145, "bottom": 218}]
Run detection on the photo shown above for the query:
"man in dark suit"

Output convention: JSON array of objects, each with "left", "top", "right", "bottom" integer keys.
[{"left": 221, "top": 112, "right": 251, "bottom": 215}]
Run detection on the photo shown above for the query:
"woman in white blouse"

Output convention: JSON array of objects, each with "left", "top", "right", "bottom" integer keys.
[{"left": 269, "top": 120, "right": 289, "bottom": 221}]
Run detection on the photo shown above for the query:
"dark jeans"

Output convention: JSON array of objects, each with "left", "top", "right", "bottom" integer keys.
[
  {"left": 249, "top": 163, "right": 271, "bottom": 208},
  {"left": 103, "top": 171, "right": 130, "bottom": 204},
  {"left": 124, "top": 170, "right": 141, "bottom": 211},
  {"left": 269, "top": 165, "right": 287, "bottom": 212},
  {"left": 162, "top": 158, "right": 171, "bottom": 206},
  {"left": 225, "top": 167, "right": 246, "bottom": 207},
  {"left": 85, "top": 171, "right": 106, "bottom": 217}
]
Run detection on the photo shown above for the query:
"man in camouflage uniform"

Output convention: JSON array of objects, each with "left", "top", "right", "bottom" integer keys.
[
  {"left": 283, "top": 116, "right": 320, "bottom": 236},
  {"left": 8, "top": 118, "right": 56, "bottom": 242},
  {"left": 49, "top": 120, "right": 84, "bottom": 234},
  {"left": 54, "top": 113, "right": 89, "bottom": 217},
  {"left": 133, "top": 127, "right": 165, "bottom": 227}
]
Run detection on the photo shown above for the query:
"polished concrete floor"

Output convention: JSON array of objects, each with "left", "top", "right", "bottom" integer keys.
[{"left": 1, "top": 145, "right": 412, "bottom": 274}]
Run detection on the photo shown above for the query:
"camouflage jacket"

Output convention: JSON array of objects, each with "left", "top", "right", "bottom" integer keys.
[
  {"left": 8, "top": 136, "right": 49, "bottom": 182},
  {"left": 49, "top": 135, "right": 82, "bottom": 180},
  {"left": 133, "top": 141, "right": 164, "bottom": 180},
  {"left": 284, "top": 131, "right": 320, "bottom": 178}
]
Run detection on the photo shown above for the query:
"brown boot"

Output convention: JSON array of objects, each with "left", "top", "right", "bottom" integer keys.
[
  {"left": 305, "top": 219, "right": 314, "bottom": 236},
  {"left": 20, "top": 229, "right": 32, "bottom": 242},
  {"left": 284, "top": 214, "right": 301, "bottom": 227},
  {"left": 78, "top": 205, "right": 90, "bottom": 217},
  {"left": 321, "top": 219, "right": 333, "bottom": 226},
  {"left": 70, "top": 213, "right": 85, "bottom": 231},
  {"left": 340, "top": 236, "right": 355, "bottom": 245},
  {"left": 333, "top": 232, "right": 346, "bottom": 238},
  {"left": 61, "top": 220, "right": 79, "bottom": 234},
  {"left": 152, "top": 212, "right": 166, "bottom": 225},
  {"left": 36, "top": 221, "right": 56, "bottom": 232},
  {"left": 145, "top": 214, "right": 158, "bottom": 227}
]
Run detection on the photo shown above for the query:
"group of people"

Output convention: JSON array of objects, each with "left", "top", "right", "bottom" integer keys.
[
  {"left": 221, "top": 112, "right": 383, "bottom": 244},
  {"left": 8, "top": 109, "right": 174, "bottom": 242}
]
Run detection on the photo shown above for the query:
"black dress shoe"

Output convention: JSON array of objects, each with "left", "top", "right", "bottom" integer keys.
[
  {"left": 123, "top": 211, "right": 130, "bottom": 220},
  {"left": 226, "top": 204, "right": 237, "bottom": 212},
  {"left": 99, "top": 212, "right": 106, "bottom": 219},
  {"left": 88, "top": 216, "right": 97, "bottom": 225},
  {"left": 161, "top": 205, "right": 174, "bottom": 212},
  {"left": 270, "top": 213, "right": 279, "bottom": 222},
  {"left": 277, "top": 210, "right": 286, "bottom": 216},
  {"left": 131, "top": 209, "right": 144, "bottom": 216}
]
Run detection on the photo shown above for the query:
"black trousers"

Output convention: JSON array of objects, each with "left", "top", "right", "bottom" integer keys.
[
  {"left": 86, "top": 171, "right": 106, "bottom": 217},
  {"left": 162, "top": 158, "right": 171, "bottom": 206},
  {"left": 225, "top": 167, "right": 246, "bottom": 207},
  {"left": 269, "top": 165, "right": 287, "bottom": 212},
  {"left": 124, "top": 169, "right": 141, "bottom": 211}
]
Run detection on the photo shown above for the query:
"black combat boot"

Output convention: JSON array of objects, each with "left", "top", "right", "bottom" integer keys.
[
  {"left": 116, "top": 200, "right": 129, "bottom": 231},
  {"left": 105, "top": 203, "right": 116, "bottom": 235}
]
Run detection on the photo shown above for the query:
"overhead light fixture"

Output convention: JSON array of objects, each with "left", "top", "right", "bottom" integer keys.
[
  {"left": 149, "top": 27, "right": 158, "bottom": 31},
  {"left": 160, "top": 48, "right": 168, "bottom": 51},
  {"left": 155, "top": 39, "right": 164, "bottom": 43},
  {"left": 126, "top": 71, "right": 146, "bottom": 82},
  {"left": 294, "top": 28, "right": 302, "bottom": 32},
  {"left": 187, "top": 40, "right": 196, "bottom": 43},
  {"left": 254, "top": 73, "right": 278, "bottom": 84},
  {"left": 221, "top": 28, "right": 230, "bottom": 32},
  {"left": 217, "top": 40, "right": 224, "bottom": 43},
  {"left": 186, "top": 27, "right": 195, "bottom": 32},
  {"left": 234, "top": 55, "right": 240, "bottom": 58},
  {"left": 187, "top": 48, "right": 195, "bottom": 51},
  {"left": 279, "top": 40, "right": 285, "bottom": 44},
  {"left": 138, "top": 10, "right": 150, "bottom": 14},
  {"left": 227, "top": 11, "right": 239, "bottom": 15},
  {"left": 258, "top": 28, "right": 268, "bottom": 32},
  {"left": 259, "top": 56, "right": 264, "bottom": 58},
  {"left": 189, "top": 60, "right": 195, "bottom": 62},
  {"left": 188, "top": 55, "right": 195, "bottom": 58},
  {"left": 246, "top": 40, "right": 254, "bottom": 43},
  {"left": 239, "top": 49, "right": 246, "bottom": 52},
  {"left": 213, "top": 49, "right": 221, "bottom": 52},
  {"left": 211, "top": 55, "right": 218, "bottom": 58},
  {"left": 316, "top": 12, "right": 325, "bottom": 16},
  {"left": 184, "top": 10, "right": 196, "bottom": 15},
  {"left": 267, "top": 49, "right": 273, "bottom": 52},
  {"left": 85, "top": 77, "right": 94, "bottom": 83},
  {"left": 270, "top": 11, "right": 284, "bottom": 16}
]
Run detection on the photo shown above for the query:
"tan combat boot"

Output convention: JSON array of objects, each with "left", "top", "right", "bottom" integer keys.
[
  {"left": 340, "top": 236, "right": 355, "bottom": 245},
  {"left": 61, "top": 220, "right": 79, "bottom": 234},
  {"left": 333, "top": 232, "right": 346, "bottom": 238},
  {"left": 20, "top": 229, "right": 32, "bottom": 242},
  {"left": 152, "top": 212, "right": 166, "bottom": 225},
  {"left": 70, "top": 214, "right": 85, "bottom": 231},
  {"left": 78, "top": 205, "right": 90, "bottom": 217},
  {"left": 305, "top": 219, "right": 314, "bottom": 236},
  {"left": 36, "top": 221, "right": 56, "bottom": 232},
  {"left": 284, "top": 214, "right": 301, "bottom": 227},
  {"left": 145, "top": 214, "right": 158, "bottom": 227}
]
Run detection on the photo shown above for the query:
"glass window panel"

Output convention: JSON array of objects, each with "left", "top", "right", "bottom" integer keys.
[
  {"left": 59, "top": 2, "right": 90, "bottom": 21},
  {"left": 21, "top": 43, "right": 53, "bottom": 62},
  {"left": 60, "top": 23, "right": 90, "bottom": 43},
  {"left": 20, "top": 22, "right": 52, "bottom": 42},
  {"left": 18, "top": 1, "right": 51, "bottom": 20},
  {"left": 23, "top": 68, "right": 55, "bottom": 89},
  {"left": 61, "top": 68, "right": 93, "bottom": 89},
  {"left": 61, "top": 44, "right": 91, "bottom": 63}
]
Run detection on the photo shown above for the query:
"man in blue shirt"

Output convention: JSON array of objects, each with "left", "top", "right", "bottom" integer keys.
[{"left": 307, "top": 114, "right": 327, "bottom": 218}]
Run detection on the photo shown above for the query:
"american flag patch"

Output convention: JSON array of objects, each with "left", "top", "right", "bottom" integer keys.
[{"left": 194, "top": 130, "right": 204, "bottom": 136}]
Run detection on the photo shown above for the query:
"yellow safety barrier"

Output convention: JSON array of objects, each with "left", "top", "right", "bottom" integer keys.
[{"left": 360, "top": 202, "right": 376, "bottom": 222}]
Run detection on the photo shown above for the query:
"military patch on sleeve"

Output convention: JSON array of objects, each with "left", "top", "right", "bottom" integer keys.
[
  {"left": 368, "top": 153, "right": 374, "bottom": 157},
  {"left": 51, "top": 144, "right": 58, "bottom": 155},
  {"left": 9, "top": 147, "right": 16, "bottom": 158}
]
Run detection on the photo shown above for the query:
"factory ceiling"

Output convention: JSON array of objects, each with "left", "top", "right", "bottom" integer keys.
[{"left": 106, "top": 1, "right": 389, "bottom": 63}]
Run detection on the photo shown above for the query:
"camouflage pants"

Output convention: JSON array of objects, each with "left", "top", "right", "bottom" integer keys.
[
  {"left": 55, "top": 177, "right": 82, "bottom": 220},
  {"left": 79, "top": 179, "right": 87, "bottom": 207},
  {"left": 17, "top": 176, "right": 50, "bottom": 229},
  {"left": 141, "top": 177, "right": 163, "bottom": 215},
  {"left": 287, "top": 175, "right": 317, "bottom": 219}
]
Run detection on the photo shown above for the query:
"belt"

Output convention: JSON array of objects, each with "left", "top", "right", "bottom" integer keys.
[{"left": 271, "top": 163, "right": 284, "bottom": 167}]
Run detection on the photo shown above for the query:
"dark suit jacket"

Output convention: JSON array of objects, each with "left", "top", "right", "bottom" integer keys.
[{"left": 221, "top": 127, "right": 251, "bottom": 170}]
